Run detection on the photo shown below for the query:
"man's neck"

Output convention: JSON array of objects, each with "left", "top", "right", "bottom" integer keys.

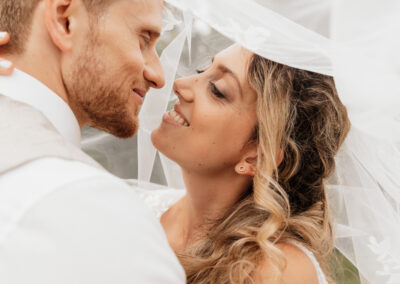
[
  {"left": 9, "top": 53, "right": 69, "bottom": 106},
  {"left": 0, "top": 1, "right": 86, "bottom": 129},
  {"left": 1, "top": 1, "right": 72, "bottom": 119},
  {"left": 4, "top": 46, "right": 88, "bottom": 128}
]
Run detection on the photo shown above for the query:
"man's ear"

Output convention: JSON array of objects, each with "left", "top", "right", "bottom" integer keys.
[
  {"left": 45, "top": 0, "right": 82, "bottom": 52},
  {"left": 235, "top": 144, "right": 258, "bottom": 177}
]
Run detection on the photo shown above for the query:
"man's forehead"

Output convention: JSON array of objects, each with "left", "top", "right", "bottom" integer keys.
[
  {"left": 132, "top": 0, "right": 163, "bottom": 25},
  {"left": 132, "top": 0, "right": 163, "bottom": 12}
]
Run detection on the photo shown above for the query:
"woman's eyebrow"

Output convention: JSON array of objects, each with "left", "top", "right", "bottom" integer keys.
[{"left": 212, "top": 56, "right": 243, "bottom": 98}]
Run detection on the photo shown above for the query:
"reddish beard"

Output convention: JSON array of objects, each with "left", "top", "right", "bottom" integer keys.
[{"left": 64, "top": 39, "right": 140, "bottom": 139}]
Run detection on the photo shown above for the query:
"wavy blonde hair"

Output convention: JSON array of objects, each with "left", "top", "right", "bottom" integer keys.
[{"left": 178, "top": 55, "right": 351, "bottom": 283}]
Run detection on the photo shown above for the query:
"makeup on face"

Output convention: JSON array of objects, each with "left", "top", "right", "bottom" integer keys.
[{"left": 151, "top": 45, "right": 258, "bottom": 173}]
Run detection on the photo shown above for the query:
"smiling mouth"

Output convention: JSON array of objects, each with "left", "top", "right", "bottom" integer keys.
[
  {"left": 133, "top": 88, "right": 146, "bottom": 98},
  {"left": 168, "top": 110, "right": 190, "bottom": 127}
]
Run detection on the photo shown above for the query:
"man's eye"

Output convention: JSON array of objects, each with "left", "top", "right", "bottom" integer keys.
[
  {"left": 209, "top": 82, "right": 225, "bottom": 99},
  {"left": 141, "top": 34, "right": 151, "bottom": 46},
  {"left": 143, "top": 36, "right": 150, "bottom": 44}
]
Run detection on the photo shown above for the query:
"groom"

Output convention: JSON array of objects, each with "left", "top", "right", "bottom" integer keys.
[{"left": 0, "top": 0, "right": 185, "bottom": 283}]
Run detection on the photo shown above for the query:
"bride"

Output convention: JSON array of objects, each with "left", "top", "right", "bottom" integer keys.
[
  {"left": 139, "top": 1, "right": 400, "bottom": 283},
  {"left": 138, "top": 43, "right": 349, "bottom": 283},
  {"left": 137, "top": 2, "right": 400, "bottom": 282}
]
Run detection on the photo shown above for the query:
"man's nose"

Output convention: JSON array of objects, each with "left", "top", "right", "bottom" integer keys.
[{"left": 143, "top": 52, "right": 165, "bottom": 89}]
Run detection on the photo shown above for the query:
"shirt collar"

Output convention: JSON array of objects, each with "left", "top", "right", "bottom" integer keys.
[{"left": 0, "top": 68, "right": 81, "bottom": 147}]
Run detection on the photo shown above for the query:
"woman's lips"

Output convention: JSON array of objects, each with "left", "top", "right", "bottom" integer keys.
[
  {"left": 173, "top": 104, "right": 190, "bottom": 125},
  {"left": 162, "top": 111, "right": 190, "bottom": 127}
]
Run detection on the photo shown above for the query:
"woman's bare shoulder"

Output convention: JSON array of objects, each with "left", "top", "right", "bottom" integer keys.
[{"left": 256, "top": 242, "right": 319, "bottom": 284}]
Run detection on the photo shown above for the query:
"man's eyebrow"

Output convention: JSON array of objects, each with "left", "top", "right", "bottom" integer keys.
[{"left": 212, "top": 56, "right": 243, "bottom": 97}]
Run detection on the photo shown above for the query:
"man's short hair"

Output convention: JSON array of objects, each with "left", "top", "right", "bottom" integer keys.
[
  {"left": 0, "top": 0, "right": 42, "bottom": 54},
  {"left": 0, "top": 0, "right": 116, "bottom": 55}
]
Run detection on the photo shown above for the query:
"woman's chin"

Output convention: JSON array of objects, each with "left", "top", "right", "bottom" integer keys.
[
  {"left": 150, "top": 128, "right": 161, "bottom": 149},
  {"left": 151, "top": 128, "right": 172, "bottom": 158},
  {"left": 151, "top": 127, "right": 189, "bottom": 170}
]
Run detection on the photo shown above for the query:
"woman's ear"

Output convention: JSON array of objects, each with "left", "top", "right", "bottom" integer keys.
[
  {"left": 44, "top": 0, "right": 82, "bottom": 52},
  {"left": 235, "top": 144, "right": 258, "bottom": 177}
]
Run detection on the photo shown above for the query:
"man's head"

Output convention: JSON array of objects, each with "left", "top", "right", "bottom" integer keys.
[{"left": 0, "top": 0, "right": 165, "bottom": 138}]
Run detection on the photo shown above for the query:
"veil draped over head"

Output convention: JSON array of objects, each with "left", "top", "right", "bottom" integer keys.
[{"left": 82, "top": 0, "right": 400, "bottom": 283}]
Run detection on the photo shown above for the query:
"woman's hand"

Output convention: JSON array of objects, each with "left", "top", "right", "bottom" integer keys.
[{"left": 0, "top": 32, "right": 14, "bottom": 75}]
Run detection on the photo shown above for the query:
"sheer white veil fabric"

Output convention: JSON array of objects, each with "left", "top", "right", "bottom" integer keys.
[
  {"left": 82, "top": 0, "right": 400, "bottom": 283},
  {"left": 139, "top": 1, "right": 400, "bottom": 283}
]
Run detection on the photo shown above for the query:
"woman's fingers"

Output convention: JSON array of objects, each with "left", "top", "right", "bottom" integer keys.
[
  {"left": 0, "top": 59, "right": 13, "bottom": 75},
  {"left": 0, "top": 32, "right": 14, "bottom": 75},
  {"left": 0, "top": 32, "right": 10, "bottom": 45}
]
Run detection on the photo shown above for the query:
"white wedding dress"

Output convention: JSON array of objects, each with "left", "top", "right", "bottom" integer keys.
[{"left": 131, "top": 182, "right": 328, "bottom": 284}]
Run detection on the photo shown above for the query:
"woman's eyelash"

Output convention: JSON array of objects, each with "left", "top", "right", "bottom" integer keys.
[
  {"left": 209, "top": 82, "right": 225, "bottom": 99},
  {"left": 195, "top": 68, "right": 225, "bottom": 99}
]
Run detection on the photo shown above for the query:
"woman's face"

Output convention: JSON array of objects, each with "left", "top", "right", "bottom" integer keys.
[{"left": 151, "top": 44, "right": 258, "bottom": 173}]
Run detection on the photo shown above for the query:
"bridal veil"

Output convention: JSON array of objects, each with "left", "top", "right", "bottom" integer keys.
[{"left": 82, "top": 1, "right": 400, "bottom": 283}]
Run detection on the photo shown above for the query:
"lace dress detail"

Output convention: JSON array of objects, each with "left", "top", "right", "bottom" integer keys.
[
  {"left": 134, "top": 185, "right": 327, "bottom": 283},
  {"left": 134, "top": 187, "right": 185, "bottom": 218}
]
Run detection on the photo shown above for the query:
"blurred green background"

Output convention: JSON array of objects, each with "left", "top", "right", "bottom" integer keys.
[{"left": 332, "top": 250, "right": 360, "bottom": 284}]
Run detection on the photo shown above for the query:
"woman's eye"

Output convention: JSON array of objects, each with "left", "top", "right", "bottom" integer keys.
[
  {"left": 196, "top": 69, "right": 204, "bottom": 74},
  {"left": 209, "top": 82, "right": 225, "bottom": 99}
]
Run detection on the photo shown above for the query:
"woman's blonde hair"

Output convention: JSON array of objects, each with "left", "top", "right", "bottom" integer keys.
[{"left": 178, "top": 55, "right": 351, "bottom": 283}]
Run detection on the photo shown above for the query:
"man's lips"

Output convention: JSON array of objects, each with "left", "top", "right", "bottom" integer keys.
[
  {"left": 133, "top": 88, "right": 147, "bottom": 98},
  {"left": 131, "top": 88, "right": 147, "bottom": 105}
]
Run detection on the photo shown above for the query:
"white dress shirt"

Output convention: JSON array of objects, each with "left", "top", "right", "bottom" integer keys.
[
  {"left": 0, "top": 69, "right": 185, "bottom": 283},
  {"left": 0, "top": 68, "right": 81, "bottom": 147}
]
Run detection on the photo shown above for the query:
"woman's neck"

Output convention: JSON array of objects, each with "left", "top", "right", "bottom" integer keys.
[{"left": 161, "top": 168, "right": 251, "bottom": 253}]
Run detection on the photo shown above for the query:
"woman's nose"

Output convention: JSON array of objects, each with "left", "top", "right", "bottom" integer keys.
[{"left": 173, "top": 77, "right": 195, "bottom": 103}]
